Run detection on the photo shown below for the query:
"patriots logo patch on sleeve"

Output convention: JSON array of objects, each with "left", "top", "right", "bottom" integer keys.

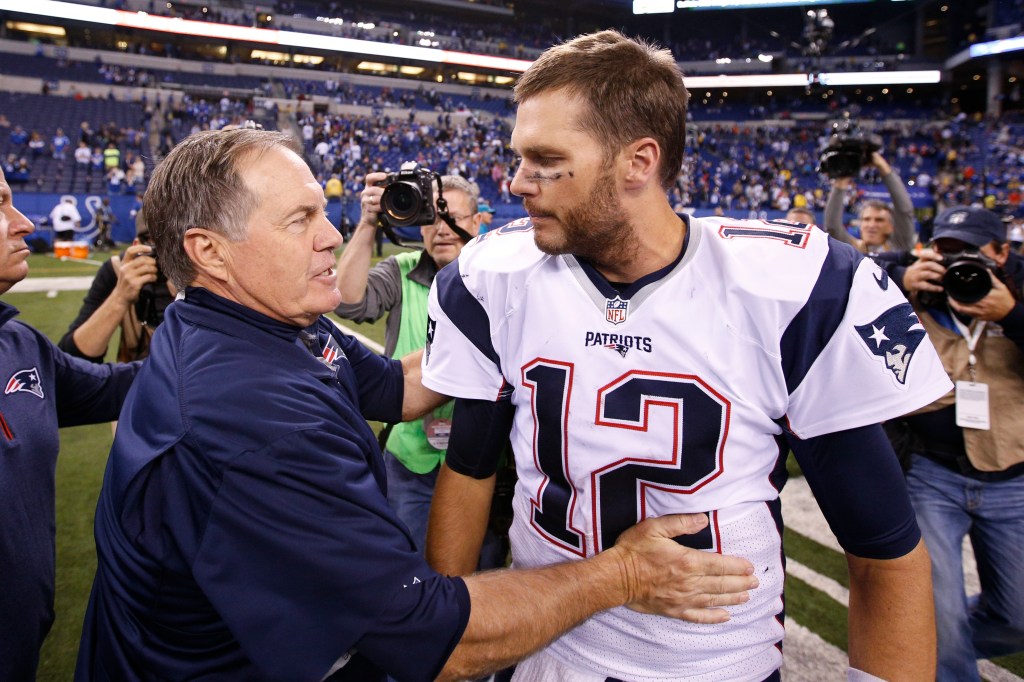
[
  {"left": 855, "top": 303, "right": 926, "bottom": 385},
  {"left": 5, "top": 367, "right": 44, "bottom": 399},
  {"left": 425, "top": 317, "right": 436, "bottom": 364}
]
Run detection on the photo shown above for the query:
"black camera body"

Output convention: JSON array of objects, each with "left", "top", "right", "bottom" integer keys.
[
  {"left": 132, "top": 248, "right": 169, "bottom": 328},
  {"left": 939, "top": 251, "right": 996, "bottom": 304},
  {"left": 915, "top": 250, "right": 997, "bottom": 306},
  {"left": 376, "top": 162, "right": 439, "bottom": 228},
  {"left": 818, "top": 120, "right": 883, "bottom": 180}
]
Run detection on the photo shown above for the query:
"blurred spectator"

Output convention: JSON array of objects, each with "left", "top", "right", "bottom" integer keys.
[
  {"left": 90, "top": 147, "right": 104, "bottom": 173},
  {"left": 477, "top": 200, "right": 495, "bottom": 233},
  {"left": 52, "top": 128, "right": 70, "bottom": 161},
  {"left": 93, "top": 197, "right": 117, "bottom": 251},
  {"left": 125, "top": 153, "right": 146, "bottom": 189},
  {"left": 107, "top": 166, "right": 126, "bottom": 195},
  {"left": 28, "top": 132, "right": 46, "bottom": 158},
  {"left": 49, "top": 196, "right": 81, "bottom": 241},
  {"left": 9, "top": 125, "right": 28, "bottom": 150},
  {"left": 74, "top": 140, "right": 92, "bottom": 167},
  {"left": 325, "top": 172, "right": 343, "bottom": 202},
  {"left": 102, "top": 141, "right": 121, "bottom": 171}
]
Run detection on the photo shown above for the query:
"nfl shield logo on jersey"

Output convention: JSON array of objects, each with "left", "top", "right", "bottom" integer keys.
[{"left": 605, "top": 296, "right": 629, "bottom": 326}]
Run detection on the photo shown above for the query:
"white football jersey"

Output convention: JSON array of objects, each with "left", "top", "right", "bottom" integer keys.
[{"left": 422, "top": 215, "right": 952, "bottom": 681}]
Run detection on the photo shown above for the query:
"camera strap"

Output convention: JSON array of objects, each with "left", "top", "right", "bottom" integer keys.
[
  {"left": 948, "top": 307, "right": 986, "bottom": 379},
  {"left": 948, "top": 308, "right": 991, "bottom": 429},
  {"left": 433, "top": 176, "right": 475, "bottom": 244}
]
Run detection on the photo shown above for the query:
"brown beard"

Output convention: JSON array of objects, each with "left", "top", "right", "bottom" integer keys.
[{"left": 530, "top": 169, "right": 637, "bottom": 271}]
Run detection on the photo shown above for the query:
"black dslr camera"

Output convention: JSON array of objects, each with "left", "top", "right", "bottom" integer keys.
[
  {"left": 818, "top": 119, "right": 883, "bottom": 179},
  {"left": 918, "top": 250, "right": 998, "bottom": 306},
  {"left": 376, "top": 161, "right": 440, "bottom": 228}
]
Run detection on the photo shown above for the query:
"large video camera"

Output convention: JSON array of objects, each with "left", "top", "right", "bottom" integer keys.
[
  {"left": 916, "top": 250, "right": 998, "bottom": 305},
  {"left": 818, "top": 119, "right": 883, "bottom": 179},
  {"left": 376, "top": 161, "right": 440, "bottom": 228}
]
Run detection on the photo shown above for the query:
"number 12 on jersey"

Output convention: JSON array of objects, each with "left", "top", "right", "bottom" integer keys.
[{"left": 522, "top": 360, "right": 730, "bottom": 556}]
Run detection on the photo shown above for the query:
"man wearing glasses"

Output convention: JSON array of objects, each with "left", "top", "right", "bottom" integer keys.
[{"left": 335, "top": 172, "right": 487, "bottom": 558}]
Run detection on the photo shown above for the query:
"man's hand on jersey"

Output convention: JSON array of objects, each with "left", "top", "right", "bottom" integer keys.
[
  {"left": 902, "top": 248, "right": 945, "bottom": 294},
  {"left": 114, "top": 243, "right": 159, "bottom": 306},
  {"left": 358, "top": 171, "right": 388, "bottom": 231},
  {"left": 949, "top": 272, "right": 1016, "bottom": 321},
  {"left": 610, "top": 513, "right": 757, "bottom": 624}
]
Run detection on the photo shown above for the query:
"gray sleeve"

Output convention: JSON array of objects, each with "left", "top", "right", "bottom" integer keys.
[
  {"left": 882, "top": 171, "right": 918, "bottom": 251},
  {"left": 334, "top": 257, "right": 402, "bottom": 323},
  {"left": 823, "top": 185, "right": 856, "bottom": 247}
]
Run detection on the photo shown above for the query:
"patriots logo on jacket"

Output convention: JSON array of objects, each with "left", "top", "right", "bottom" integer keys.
[
  {"left": 321, "top": 335, "right": 344, "bottom": 366},
  {"left": 855, "top": 303, "right": 926, "bottom": 385},
  {"left": 5, "top": 367, "right": 44, "bottom": 399}
]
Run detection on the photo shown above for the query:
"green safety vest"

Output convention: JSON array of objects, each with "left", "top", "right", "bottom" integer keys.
[{"left": 385, "top": 251, "right": 453, "bottom": 473}]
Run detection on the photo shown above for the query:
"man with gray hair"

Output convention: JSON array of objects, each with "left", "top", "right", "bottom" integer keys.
[
  {"left": 75, "top": 127, "right": 758, "bottom": 682},
  {"left": 335, "top": 172, "right": 486, "bottom": 558},
  {"left": 824, "top": 151, "right": 917, "bottom": 253}
]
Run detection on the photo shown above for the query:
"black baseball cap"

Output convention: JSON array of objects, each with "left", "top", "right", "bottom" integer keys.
[{"left": 932, "top": 206, "right": 1005, "bottom": 247}]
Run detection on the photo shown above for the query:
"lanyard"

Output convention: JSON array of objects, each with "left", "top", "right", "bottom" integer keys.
[{"left": 948, "top": 305, "right": 987, "bottom": 381}]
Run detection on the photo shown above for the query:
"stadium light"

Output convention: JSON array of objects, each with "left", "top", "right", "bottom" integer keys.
[
  {"left": 0, "top": 0, "right": 940, "bottom": 86},
  {"left": 0, "top": 0, "right": 533, "bottom": 72}
]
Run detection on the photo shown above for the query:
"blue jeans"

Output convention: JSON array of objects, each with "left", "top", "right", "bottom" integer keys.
[
  {"left": 905, "top": 455, "right": 1024, "bottom": 681},
  {"left": 384, "top": 450, "right": 506, "bottom": 570}
]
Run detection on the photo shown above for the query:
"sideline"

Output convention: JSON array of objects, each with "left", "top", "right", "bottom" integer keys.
[{"left": 9, "top": 276, "right": 96, "bottom": 293}]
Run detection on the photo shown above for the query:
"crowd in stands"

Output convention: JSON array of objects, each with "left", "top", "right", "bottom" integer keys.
[
  {"left": 297, "top": 107, "right": 515, "bottom": 211},
  {"left": 280, "top": 79, "right": 513, "bottom": 115},
  {"left": 3, "top": 78, "right": 1023, "bottom": 227},
  {"left": 1, "top": 51, "right": 269, "bottom": 95},
  {"left": 0, "top": 92, "right": 152, "bottom": 195}
]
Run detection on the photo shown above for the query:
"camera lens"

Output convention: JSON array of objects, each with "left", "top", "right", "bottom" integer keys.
[
  {"left": 943, "top": 259, "right": 992, "bottom": 304},
  {"left": 381, "top": 182, "right": 424, "bottom": 226}
]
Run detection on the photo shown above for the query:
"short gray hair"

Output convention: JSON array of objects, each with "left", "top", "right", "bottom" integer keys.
[
  {"left": 144, "top": 128, "right": 300, "bottom": 289},
  {"left": 859, "top": 199, "right": 894, "bottom": 223},
  {"left": 440, "top": 175, "right": 479, "bottom": 210}
]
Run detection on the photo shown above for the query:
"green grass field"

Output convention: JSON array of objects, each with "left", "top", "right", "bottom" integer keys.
[{"left": 11, "top": 249, "right": 1024, "bottom": 681}]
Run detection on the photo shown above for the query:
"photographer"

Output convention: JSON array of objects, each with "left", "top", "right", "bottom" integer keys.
[
  {"left": 877, "top": 206, "right": 1024, "bottom": 680},
  {"left": 58, "top": 214, "right": 175, "bottom": 363},
  {"left": 335, "top": 169, "right": 496, "bottom": 562},
  {"left": 824, "top": 150, "right": 917, "bottom": 254}
]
